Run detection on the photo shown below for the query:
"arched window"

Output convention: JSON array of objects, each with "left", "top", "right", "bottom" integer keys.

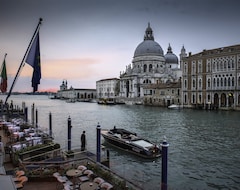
[
  {"left": 208, "top": 94, "right": 210, "bottom": 102},
  {"left": 213, "top": 78, "right": 216, "bottom": 87},
  {"left": 192, "top": 94, "right": 195, "bottom": 103},
  {"left": 221, "top": 78, "right": 223, "bottom": 86},
  {"left": 232, "top": 77, "right": 234, "bottom": 86},
  {"left": 217, "top": 78, "right": 219, "bottom": 87},
  {"left": 144, "top": 64, "right": 147, "bottom": 72},
  {"left": 199, "top": 94, "right": 202, "bottom": 103},
  {"left": 184, "top": 64, "right": 187, "bottom": 73},
  {"left": 207, "top": 62, "right": 211, "bottom": 72},
  {"left": 198, "top": 63, "right": 202, "bottom": 73},
  {"left": 199, "top": 79, "right": 202, "bottom": 88},
  {"left": 238, "top": 77, "right": 240, "bottom": 86},
  {"left": 228, "top": 77, "right": 231, "bottom": 86},
  {"left": 184, "top": 80, "right": 187, "bottom": 89},
  {"left": 207, "top": 78, "right": 211, "bottom": 88},
  {"left": 224, "top": 78, "right": 227, "bottom": 86},
  {"left": 192, "top": 79, "right": 196, "bottom": 88},
  {"left": 149, "top": 64, "right": 152, "bottom": 72},
  {"left": 192, "top": 63, "right": 196, "bottom": 73}
]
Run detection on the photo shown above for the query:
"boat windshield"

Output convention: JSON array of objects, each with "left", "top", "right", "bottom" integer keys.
[{"left": 131, "top": 139, "right": 153, "bottom": 148}]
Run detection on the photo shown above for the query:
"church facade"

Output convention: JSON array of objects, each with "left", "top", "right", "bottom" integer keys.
[{"left": 118, "top": 23, "right": 182, "bottom": 105}]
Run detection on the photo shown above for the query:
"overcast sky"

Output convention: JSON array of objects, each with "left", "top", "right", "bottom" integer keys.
[{"left": 0, "top": 0, "right": 240, "bottom": 92}]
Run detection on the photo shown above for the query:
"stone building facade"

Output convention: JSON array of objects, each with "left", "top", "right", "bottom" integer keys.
[
  {"left": 57, "top": 80, "right": 96, "bottom": 101},
  {"left": 181, "top": 44, "right": 240, "bottom": 110},
  {"left": 96, "top": 78, "right": 119, "bottom": 99}
]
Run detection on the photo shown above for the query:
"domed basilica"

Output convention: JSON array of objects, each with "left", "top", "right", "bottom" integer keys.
[{"left": 119, "top": 23, "right": 182, "bottom": 103}]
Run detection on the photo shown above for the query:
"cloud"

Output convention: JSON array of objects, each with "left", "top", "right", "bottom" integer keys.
[{"left": 41, "top": 58, "right": 100, "bottom": 79}]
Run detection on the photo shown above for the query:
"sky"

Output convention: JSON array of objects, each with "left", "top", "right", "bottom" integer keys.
[{"left": 0, "top": 0, "right": 240, "bottom": 92}]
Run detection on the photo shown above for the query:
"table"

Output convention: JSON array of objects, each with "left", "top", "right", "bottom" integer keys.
[
  {"left": 66, "top": 169, "right": 82, "bottom": 190},
  {"left": 66, "top": 169, "right": 82, "bottom": 177},
  {"left": 80, "top": 182, "right": 98, "bottom": 190}
]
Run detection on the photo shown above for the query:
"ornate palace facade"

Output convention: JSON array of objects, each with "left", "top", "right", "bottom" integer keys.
[{"left": 181, "top": 44, "right": 240, "bottom": 110}]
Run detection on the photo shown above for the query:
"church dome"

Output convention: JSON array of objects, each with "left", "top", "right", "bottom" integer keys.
[
  {"left": 134, "top": 23, "right": 164, "bottom": 58},
  {"left": 165, "top": 44, "right": 178, "bottom": 64}
]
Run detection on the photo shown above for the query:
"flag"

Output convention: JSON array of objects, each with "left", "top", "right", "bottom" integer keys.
[
  {"left": 25, "top": 31, "right": 41, "bottom": 92},
  {"left": 0, "top": 56, "right": 7, "bottom": 93}
]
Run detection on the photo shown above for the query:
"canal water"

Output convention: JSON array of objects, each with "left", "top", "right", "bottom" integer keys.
[{"left": 1, "top": 95, "right": 240, "bottom": 190}]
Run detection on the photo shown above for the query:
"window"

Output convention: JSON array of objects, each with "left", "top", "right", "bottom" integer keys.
[
  {"left": 207, "top": 79, "right": 211, "bottom": 88},
  {"left": 192, "top": 62, "right": 196, "bottom": 73},
  {"left": 213, "top": 78, "right": 216, "bottom": 87},
  {"left": 199, "top": 79, "right": 202, "bottom": 88},
  {"left": 184, "top": 80, "right": 187, "bottom": 89},
  {"left": 144, "top": 64, "right": 147, "bottom": 72},
  {"left": 192, "top": 79, "right": 196, "bottom": 88},
  {"left": 149, "top": 64, "right": 152, "bottom": 72},
  {"left": 198, "top": 63, "right": 202, "bottom": 73},
  {"left": 184, "top": 64, "right": 187, "bottom": 73}
]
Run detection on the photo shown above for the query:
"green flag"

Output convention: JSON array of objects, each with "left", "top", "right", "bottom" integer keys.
[{"left": 0, "top": 55, "right": 7, "bottom": 93}]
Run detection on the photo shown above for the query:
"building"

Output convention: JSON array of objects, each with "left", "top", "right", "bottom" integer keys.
[
  {"left": 181, "top": 44, "right": 240, "bottom": 110},
  {"left": 119, "top": 23, "right": 181, "bottom": 105},
  {"left": 96, "top": 78, "right": 119, "bottom": 102},
  {"left": 57, "top": 80, "right": 96, "bottom": 101},
  {"left": 144, "top": 80, "right": 181, "bottom": 106}
]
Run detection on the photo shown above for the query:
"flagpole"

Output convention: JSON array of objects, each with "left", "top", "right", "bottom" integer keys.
[{"left": 5, "top": 18, "right": 42, "bottom": 105}]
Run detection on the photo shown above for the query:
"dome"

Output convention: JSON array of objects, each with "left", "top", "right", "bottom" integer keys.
[
  {"left": 133, "top": 23, "right": 164, "bottom": 58},
  {"left": 165, "top": 44, "right": 178, "bottom": 64},
  {"left": 134, "top": 40, "right": 164, "bottom": 57}
]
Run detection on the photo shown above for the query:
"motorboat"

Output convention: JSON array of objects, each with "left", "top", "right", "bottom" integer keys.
[
  {"left": 101, "top": 127, "right": 161, "bottom": 159},
  {"left": 168, "top": 104, "right": 182, "bottom": 109}
]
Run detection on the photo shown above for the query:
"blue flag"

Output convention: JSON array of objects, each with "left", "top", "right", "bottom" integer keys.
[{"left": 25, "top": 31, "right": 41, "bottom": 92}]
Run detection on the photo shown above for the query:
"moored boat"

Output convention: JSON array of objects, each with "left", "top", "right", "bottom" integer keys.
[
  {"left": 101, "top": 127, "right": 161, "bottom": 159},
  {"left": 168, "top": 104, "right": 182, "bottom": 109}
]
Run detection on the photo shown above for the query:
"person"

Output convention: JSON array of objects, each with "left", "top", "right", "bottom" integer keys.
[{"left": 81, "top": 131, "right": 86, "bottom": 151}]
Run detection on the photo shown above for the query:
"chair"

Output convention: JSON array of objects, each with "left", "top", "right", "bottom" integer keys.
[
  {"left": 13, "top": 175, "right": 26, "bottom": 182},
  {"left": 15, "top": 176, "right": 28, "bottom": 189},
  {"left": 55, "top": 174, "right": 68, "bottom": 189},
  {"left": 78, "top": 169, "right": 94, "bottom": 182},
  {"left": 93, "top": 177, "right": 105, "bottom": 185},
  {"left": 77, "top": 165, "right": 87, "bottom": 172},
  {"left": 15, "top": 170, "right": 25, "bottom": 177},
  {"left": 53, "top": 172, "right": 60, "bottom": 178},
  {"left": 83, "top": 169, "right": 94, "bottom": 177},
  {"left": 100, "top": 182, "right": 113, "bottom": 190}
]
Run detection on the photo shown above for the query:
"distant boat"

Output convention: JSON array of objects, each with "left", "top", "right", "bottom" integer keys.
[
  {"left": 66, "top": 98, "right": 76, "bottom": 103},
  {"left": 101, "top": 127, "right": 161, "bottom": 159},
  {"left": 168, "top": 104, "right": 182, "bottom": 109},
  {"left": 48, "top": 93, "right": 58, "bottom": 99},
  {"left": 98, "top": 98, "right": 115, "bottom": 105}
]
